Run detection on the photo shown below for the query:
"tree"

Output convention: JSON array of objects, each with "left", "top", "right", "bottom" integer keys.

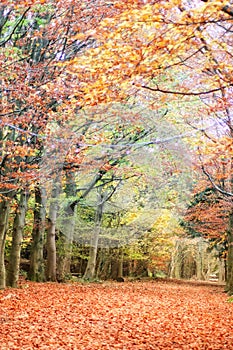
[
  {"left": 195, "top": 134, "right": 233, "bottom": 293},
  {"left": 29, "top": 185, "right": 46, "bottom": 282},
  {"left": 2, "top": 0, "right": 233, "bottom": 290},
  {"left": 56, "top": 171, "right": 77, "bottom": 282},
  {"left": 0, "top": 0, "right": 130, "bottom": 287},
  {"left": 7, "top": 189, "right": 29, "bottom": 287},
  {"left": 183, "top": 186, "right": 229, "bottom": 241},
  {"left": 46, "top": 179, "right": 60, "bottom": 281},
  {"left": 0, "top": 198, "right": 10, "bottom": 289},
  {"left": 83, "top": 187, "right": 107, "bottom": 280},
  {"left": 61, "top": 0, "right": 233, "bottom": 291}
]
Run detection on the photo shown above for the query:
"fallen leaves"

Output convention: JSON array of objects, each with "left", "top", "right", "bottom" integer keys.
[{"left": 0, "top": 280, "right": 232, "bottom": 349}]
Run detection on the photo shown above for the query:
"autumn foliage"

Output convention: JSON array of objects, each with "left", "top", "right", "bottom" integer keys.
[
  {"left": 183, "top": 187, "right": 230, "bottom": 238},
  {"left": 1, "top": 0, "right": 233, "bottom": 294}
]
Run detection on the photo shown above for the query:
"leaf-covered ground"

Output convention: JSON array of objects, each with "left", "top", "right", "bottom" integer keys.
[{"left": 0, "top": 280, "right": 232, "bottom": 349}]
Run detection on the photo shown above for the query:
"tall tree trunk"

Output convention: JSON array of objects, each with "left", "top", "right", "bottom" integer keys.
[
  {"left": 226, "top": 210, "right": 233, "bottom": 294},
  {"left": 84, "top": 183, "right": 119, "bottom": 280},
  {"left": 56, "top": 213, "right": 75, "bottom": 281},
  {"left": 7, "top": 190, "right": 29, "bottom": 287},
  {"left": 46, "top": 180, "right": 60, "bottom": 282},
  {"left": 218, "top": 257, "right": 226, "bottom": 283},
  {"left": 57, "top": 172, "right": 76, "bottom": 282},
  {"left": 84, "top": 191, "right": 104, "bottom": 280},
  {"left": 170, "top": 240, "right": 183, "bottom": 279},
  {"left": 0, "top": 199, "right": 10, "bottom": 289},
  {"left": 116, "top": 247, "right": 124, "bottom": 279},
  {"left": 29, "top": 185, "right": 46, "bottom": 282},
  {"left": 97, "top": 247, "right": 111, "bottom": 280},
  {"left": 196, "top": 239, "right": 203, "bottom": 280},
  {"left": 226, "top": 160, "right": 233, "bottom": 294},
  {"left": 111, "top": 247, "right": 124, "bottom": 280}
]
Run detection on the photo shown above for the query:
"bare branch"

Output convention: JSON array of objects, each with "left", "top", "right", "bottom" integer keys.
[
  {"left": 201, "top": 165, "right": 233, "bottom": 197},
  {"left": 0, "top": 7, "right": 31, "bottom": 46},
  {"left": 141, "top": 84, "right": 232, "bottom": 96}
]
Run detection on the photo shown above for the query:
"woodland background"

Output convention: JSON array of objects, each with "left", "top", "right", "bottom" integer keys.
[{"left": 1, "top": 0, "right": 233, "bottom": 294}]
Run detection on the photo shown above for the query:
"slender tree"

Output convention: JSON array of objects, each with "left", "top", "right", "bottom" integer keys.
[
  {"left": 0, "top": 197, "right": 10, "bottom": 289},
  {"left": 56, "top": 171, "right": 77, "bottom": 282},
  {"left": 46, "top": 179, "right": 60, "bottom": 282},
  {"left": 7, "top": 189, "right": 29, "bottom": 287},
  {"left": 29, "top": 185, "right": 47, "bottom": 282},
  {"left": 84, "top": 183, "right": 119, "bottom": 280}
]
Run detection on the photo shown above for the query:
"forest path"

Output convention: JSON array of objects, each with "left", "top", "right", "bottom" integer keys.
[{"left": 0, "top": 280, "right": 232, "bottom": 349}]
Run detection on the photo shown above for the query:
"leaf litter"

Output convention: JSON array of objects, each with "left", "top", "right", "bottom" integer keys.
[{"left": 0, "top": 280, "right": 232, "bottom": 349}]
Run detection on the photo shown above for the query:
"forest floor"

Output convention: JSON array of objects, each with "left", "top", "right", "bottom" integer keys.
[{"left": 0, "top": 279, "right": 233, "bottom": 349}]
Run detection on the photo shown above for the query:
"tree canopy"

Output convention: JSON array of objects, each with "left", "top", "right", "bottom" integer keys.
[{"left": 1, "top": 0, "right": 233, "bottom": 292}]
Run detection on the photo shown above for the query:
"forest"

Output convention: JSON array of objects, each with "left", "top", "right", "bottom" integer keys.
[
  {"left": 1, "top": 0, "right": 233, "bottom": 294},
  {"left": 2, "top": 1, "right": 233, "bottom": 348}
]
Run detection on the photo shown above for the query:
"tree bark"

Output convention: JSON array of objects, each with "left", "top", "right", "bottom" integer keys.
[
  {"left": 0, "top": 199, "right": 10, "bottom": 289},
  {"left": 96, "top": 247, "right": 111, "bottom": 280},
  {"left": 196, "top": 239, "right": 203, "bottom": 280},
  {"left": 111, "top": 248, "right": 124, "bottom": 280},
  {"left": 84, "top": 191, "right": 104, "bottom": 280},
  {"left": 29, "top": 185, "right": 46, "bottom": 282},
  {"left": 57, "top": 172, "right": 76, "bottom": 282},
  {"left": 56, "top": 213, "right": 75, "bottom": 282},
  {"left": 170, "top": 240, "right": 183, "bottom": 279},
  {"left": 7, "top": 190, "right": 29, "bottom": 287},
  {"left": 46, "top": 180, "right": 60, "bottom": 282},
  {"left": 226, "top": 210, "right": 233, "bottom": 294},
  {"left": 218, "top": 258, "right": 226, "bottom": 283}
]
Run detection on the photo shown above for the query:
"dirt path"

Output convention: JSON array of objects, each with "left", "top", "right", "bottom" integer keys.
[{"left": 0, "top": 280, "right": 232, "bottom": 349}]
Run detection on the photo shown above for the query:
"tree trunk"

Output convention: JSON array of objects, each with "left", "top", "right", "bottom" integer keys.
[
  {"left": 116, "top": 248, "right": 124, "bottom": 279},
  {"left": 110, "top": 248, "right": 124, "bottom": 280},
  {"left": 96, "top": 247, "right": 111, "bottom": 280},
  {"left": 218, "top": 258, "right": 226, "bottom": 283},
  {"left": 7, "top": 190, "right": 29, "bottom": 287},
  {"left": 0, "top": 199, "right": 10, "bottom": 289},
  {"left": 56, "top": 213, "right": 75, "bottom": 281},
  {"left": 57, "top": 172, "right": 76, "bottom": 282},
  {"left": 170, "top": 240, "right": 183, "bottom": 279},
  {"left": 84, "top": 191, "right": 104, "bottom": 280},
  {"left": 196, "top": 239, "right": 203, "bottom": 280},
  {"left": 29, "top": 185, "right": 46, "bottom": 282},
  {"left": 46, "top": 181, "right": 60, "bottom": 282},
  {"left": 226, "top": 210, "right": 233, "bottom": 294}
]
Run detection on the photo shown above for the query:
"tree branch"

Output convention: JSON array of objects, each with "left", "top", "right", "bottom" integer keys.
[
  {"left": 141, "top": 84, "right": 232, "bottom": 96},
  {"left": 0, "top": 7, "right": 31, "bottom": 46},
  {"left": 201, "top": 1, "right": 233, "bottom": 18},
  {"left": 201, "top": 165, "right": 233, "bottom": 197}
]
